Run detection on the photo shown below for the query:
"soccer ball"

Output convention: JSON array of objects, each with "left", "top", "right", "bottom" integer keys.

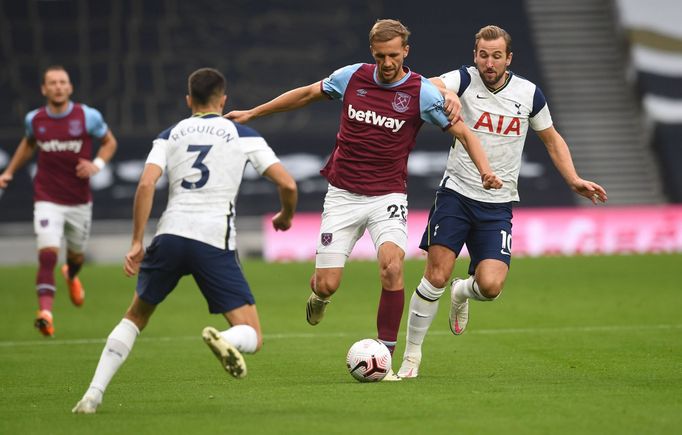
[{"left": 346, "top": 338, "right": 392, "bottom": 382}]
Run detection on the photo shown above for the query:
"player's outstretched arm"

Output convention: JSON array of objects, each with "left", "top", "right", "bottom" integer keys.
[
  {"left": 225, "top": 82, "right": 327, "bottom": 123},
  {"left": 76, "top": 129, "right": 118, "bottom": 178},
  {"left": 447, "top": 122, "right": 503, "bottom": 190},
  {"left": 536, "top": 126, "right": 607, "bottom": 204},
  {"left": 125, "top": 163, "right": 162, "bottom": 277},
  {"left": 263, "top": 162, "right": 298, "bottom": 232},
  {"left": 0, "top": 137, "right": 36, "bottom": 189}
]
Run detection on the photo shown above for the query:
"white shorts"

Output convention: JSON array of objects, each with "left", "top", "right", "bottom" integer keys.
[
  {"left": 315, "top": 185, "right": 408, "bottom": 268},
  {"left": 33, "top": 201, "right": 93, "bottom": 253}
]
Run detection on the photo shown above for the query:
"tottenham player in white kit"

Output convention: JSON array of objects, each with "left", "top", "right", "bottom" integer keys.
[
  {"left": 73, "top": 68, "right": 298, "bottom": 413},
  {"left": 397, "top": 25, "right": 608, "bottom": 378}
]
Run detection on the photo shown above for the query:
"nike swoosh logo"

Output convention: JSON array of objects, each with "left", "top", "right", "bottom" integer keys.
[
  {"left": 414, "top": 313, "right": 430, "bottom": 318},
  {"left": 477, "top": 94, "right": 488, "bottom": 99},
  {"left": 500, "top": 249, "right": 511, "bottom": 256}
]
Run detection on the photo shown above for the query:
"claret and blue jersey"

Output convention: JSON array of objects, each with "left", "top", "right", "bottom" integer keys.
[{"left": 319, "top": 63, "right": 452, "bottom": 196}]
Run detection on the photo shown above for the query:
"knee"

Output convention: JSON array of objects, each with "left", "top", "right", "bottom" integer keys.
[
  {"left": 379, "top": 259, "right": 402, "bottom": 285},
  {"left": 476, "top": 276, "right": 505, "bottom": 299},
  {"left": 312, "top": 273, "right": 339, "bottom": 298},
  {"left": 423, "top": 269, "right": 450, "bottom": 289}
]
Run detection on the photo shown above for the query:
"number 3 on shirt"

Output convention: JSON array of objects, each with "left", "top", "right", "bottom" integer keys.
[{"left": 182, "top": 144, "right": 213, "bottom": 190}]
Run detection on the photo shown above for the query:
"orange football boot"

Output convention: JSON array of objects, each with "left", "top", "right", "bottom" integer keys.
[
  {"left": 35, "top": 310, "right": 54, "bottom": 337},
  {"left": 61, "top": 264, "right": 84, "bottom": 306}
]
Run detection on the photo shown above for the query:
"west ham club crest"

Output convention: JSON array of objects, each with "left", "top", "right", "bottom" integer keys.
[
  {"left": 391, "top": 92, "right": 411, "bottom": 113},
  {"left": 321, "top": 233, "right": 333, "bottom": 246},
  {"left": 68, "top": 119, "right": 83, "bottom": 136}
]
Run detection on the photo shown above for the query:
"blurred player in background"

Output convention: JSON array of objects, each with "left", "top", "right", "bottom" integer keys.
[
  {"left": 227, "top": 19, "right": 501, "bottom": 380},
  {"left": 0, "top": 65, "right": 117, "bottom": 337},
  {"left": 73, "top": 67, "right": 297, "bottom": 414},
  {"left": 397, "top": 25, "right": 608, "bottom": 378}
]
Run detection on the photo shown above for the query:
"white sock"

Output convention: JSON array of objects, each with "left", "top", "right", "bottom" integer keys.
[
  {"left": 220, "top": 324, "right": 258, "bottom": 354},
  {"left": 86, "top": 318, "right": 140, "bottom": 403},
  {"left": 403, "top": 277, "right": 444, "bottom": 359},
  {"left": 453, "top": 276, "right": 494, "bottom": 302}
]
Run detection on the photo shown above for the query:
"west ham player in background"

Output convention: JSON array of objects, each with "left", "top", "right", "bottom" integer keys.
[
  {"left": 397, "top": 25, "right": 608, "bottom": 378},
  {"left": 73, "top": 67, "right": 297, "bottom": 414},
  {"left": 227, "top": 19, "right": 502, "bottom": 380},
  {"left": 0, "top": 65, "right": 117, "bottom": 337}
]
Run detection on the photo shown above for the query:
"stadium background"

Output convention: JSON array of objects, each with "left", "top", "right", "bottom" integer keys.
[{"left": 0, "top": 0, "right": 680, "bottom": 262}]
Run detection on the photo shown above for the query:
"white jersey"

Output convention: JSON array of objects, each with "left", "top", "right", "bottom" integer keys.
[
  {"left": 145, "top": 114, "right": 279, "bottom": 250},
  {"left": 440, "top": 66, "right": 553, "bottom": 202}
]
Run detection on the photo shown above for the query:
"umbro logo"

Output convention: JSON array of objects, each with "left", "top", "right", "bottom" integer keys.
[
  {"left": 476, "top": 94, "right": 488, "bottom": 99},
  {"left": 356, "top": 88, "right": 368, "bottom": 97}
]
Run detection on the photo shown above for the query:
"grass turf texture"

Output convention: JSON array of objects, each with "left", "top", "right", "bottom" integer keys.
[{"left": 1, "top": 254, "right": 681, "bottom": 434}]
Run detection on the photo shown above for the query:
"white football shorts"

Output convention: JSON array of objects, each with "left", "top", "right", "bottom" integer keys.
[
  {"left": 315, "top": 185, "right": 408, "bottom": 268},
  {"left": 33, "top": 201, "right": 92, "bottom": 253}
]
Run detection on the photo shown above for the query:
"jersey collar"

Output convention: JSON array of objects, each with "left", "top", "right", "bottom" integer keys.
[
  {"left": 45, "top": 101, "right": 74, "bottom": 118},
  {"left": 486, "top": 71, "right": 513, "bottom": 94},
  {"left": 192, "top": 112, "right": 221, "bottom": 118},
  {"left": 373, "top": 66, "right": 412, "bottom": 88}
]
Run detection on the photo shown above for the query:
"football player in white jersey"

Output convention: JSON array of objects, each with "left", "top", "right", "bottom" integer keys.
[
  {"left": 73, "top": 68, "right": 297, "bottom": 413},
  {"left": 397, "top": 25, "right": 608, "bottom": 378}
]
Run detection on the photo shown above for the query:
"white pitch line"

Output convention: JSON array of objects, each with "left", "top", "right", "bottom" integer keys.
[{"left": 0, "top": 324, "right": 680, "bottom": 348}]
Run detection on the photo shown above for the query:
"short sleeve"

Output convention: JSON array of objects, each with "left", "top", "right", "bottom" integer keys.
[
  {"left": 82, "top": 104, "right": 109, "bottom": 138},
  {"left": 419, "top": 78, "right": 451, "bottom": 129},
  {"left": 321, "top": 63, "right": 364, "bottom": 100},
  {"left": 234, "top": 123, "right": 280, "bottom": 175}
]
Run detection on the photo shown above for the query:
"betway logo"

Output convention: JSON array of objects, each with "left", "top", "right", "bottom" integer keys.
[
  {"left": 37, "top": 139, "right": 83, "bottom": 153},
  {"left": 347, "top": 104, "right": 405, "bottom": 132}
]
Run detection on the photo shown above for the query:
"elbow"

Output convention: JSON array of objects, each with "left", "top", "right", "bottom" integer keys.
[{"left": 281, "top": 178, "right": 298, "bottom": 196}]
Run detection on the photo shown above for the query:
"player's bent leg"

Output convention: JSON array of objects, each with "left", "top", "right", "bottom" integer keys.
[
  {"left": 306, "top": 264, "right": 342, "bottom": 326},
  {"left": 222, "top": 304, "right": 263, "bottom": 353},
  {"left": 450, "top": 260, "right": 508, "bottom": 335},
  {"left": 63, "top": 251, "right": 85, "bottom": 306},
  {"left": 202, "top": 326, "right": 247, "bottom": 379}
]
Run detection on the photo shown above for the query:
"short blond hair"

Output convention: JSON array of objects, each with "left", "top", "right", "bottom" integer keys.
[
  {"left": 369, "top": 19, "right": 410, "bottom": 46},
  {"left": 475, "top": 25, "right": 512, "bottom": 55}
]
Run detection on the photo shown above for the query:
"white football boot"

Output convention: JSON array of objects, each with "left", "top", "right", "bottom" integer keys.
[
  {"left": 397, "top": 355, "right": 421, "bottom": 379},
  {"left": 305, "top": 292, "right": 330, "bottom": 326},
  {"left": 202, "top": 326, "right": 247, "bottom": 379},
  {"left": 449, "top": 278, "right": 469, "bottom": 335},
  {"left": 72, "top": 396, "right": 100, "bottom": 414},
  {"left": 381, "top": 368, "right": 402, "bottom": 382}
]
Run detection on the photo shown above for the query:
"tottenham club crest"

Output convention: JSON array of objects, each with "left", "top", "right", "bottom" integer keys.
[
  {"left": 321, "top": 233, "right": 333, "bottom": 246},
  {"left": 391, "top": 92, "right": 411, "bottom": 113},
  {"left": 68, "top": 119, "right": 83, "bottom": 136}
]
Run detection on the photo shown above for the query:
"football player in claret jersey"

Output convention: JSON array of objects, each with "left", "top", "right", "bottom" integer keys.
[
  {"left": 72, "top": 68, "right": 297, "bottom": 414},
  {"left": 227, "top": 19, "right": 502, "bottom": 380},
  {"left": 397, "top": 25, "right": 608, "bottom": 378},
  {"left": 0, "top": 65, "right": 117, "bottom": 337}
]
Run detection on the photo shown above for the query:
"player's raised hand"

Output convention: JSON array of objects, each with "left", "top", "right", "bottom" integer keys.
[
  {"left": 124, "top": 241, "right": 145, "bottom": 277},
  {"left": 0, "top": 172, "right": 12, "bottom": 189},
  {"left": 482, "top": 173, "right": 503, "bottom": 190},
  {"left": 442, "top": 90, "right": 462, "bottom": 123},
  {"left": 572, "top": 179, "right": 608, "bottom": 204},
  {"left": 225, "top": 110, "right": 254, "bottom": 124},
  {"left": 271, "top": 211, "right": 293, "bottom": 232},
  {"left": 75, "top": 158, "right": 100, "bottom": 179}
]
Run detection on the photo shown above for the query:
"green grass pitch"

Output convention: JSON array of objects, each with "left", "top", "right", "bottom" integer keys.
[{"left": 1, "top": 254, "right": 681, "bottom": 434}]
